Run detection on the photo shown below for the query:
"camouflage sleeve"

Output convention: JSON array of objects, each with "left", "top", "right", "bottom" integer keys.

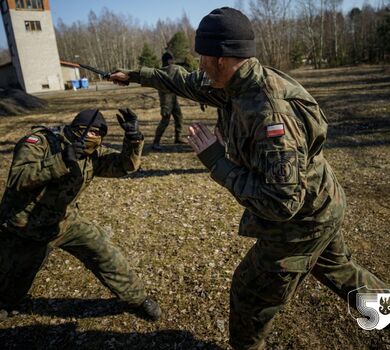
[
  {"left": 209, "top": 112, "right": 308, "bottom": 222},
  {"left": 92, "top": 137, "right": 144, "bottom": 177},
  {"left": 6, "top": 134, "right": 69, "bottom": 191},
  {"left": 132, "top": 66, "right": 227, "bottom": 108}
]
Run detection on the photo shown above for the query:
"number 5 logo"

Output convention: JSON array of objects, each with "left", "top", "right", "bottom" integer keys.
[{"left": 348, "top": 286, "right": 390, "bottom": 330}]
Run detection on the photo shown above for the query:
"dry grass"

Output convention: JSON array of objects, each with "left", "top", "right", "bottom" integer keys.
[{"left": 0, "top": 65, "right": 389, "bottom": 349}]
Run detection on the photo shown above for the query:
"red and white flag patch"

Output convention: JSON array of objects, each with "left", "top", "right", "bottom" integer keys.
[
  {"left": 25, "top": 135, "right": 39, "bottom": 144},
  {"left": 266, "top": 124, "right": 285, "bottom": 138}
]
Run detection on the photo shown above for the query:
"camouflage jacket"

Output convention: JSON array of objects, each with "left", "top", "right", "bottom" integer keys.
[
  {"left": 0, "top": 126, "right": 143, "bottom": 240},
  {"left": 131, "top": 57, "right": 346, "bottom": 242},
  {"left": 158, "top": 64, "right": 181, "bottom": 115}
]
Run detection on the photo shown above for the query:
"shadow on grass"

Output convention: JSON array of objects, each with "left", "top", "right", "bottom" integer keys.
[
  {"left": 143, "top": 144, "right": 194, "bottom": 155},
  {"left": 105, "top": 142, "right": 195, "bottom": 154},
  {"left": 325, "top": 114, "right": 390, "bottom": 148},
  {"left": 0, "top": 323, "right": 224, "bottom": 349},
  {"left": 16, "top": 297, "right": 130, "bottom": 318},
  {"left": 127, "top": 168, "right": 208, "bottom": 179},
  {"left": 317, "top": 90, "right": 390, "bottom": 108},
  {"left": 303, "top": 76, "right": 390, "bottom": 90},
  {"left": 0, "top": 148, "right": 14, "bottom": 155}
]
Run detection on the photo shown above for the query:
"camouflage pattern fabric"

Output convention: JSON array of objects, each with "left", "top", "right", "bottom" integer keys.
[
  {"left": 127, "top": 57, "right": 389, "bottom": 348},
  {"left": 229, "top": 218, "right": 388, "bottom": 350},
  {"left": 135, "top": 58, "right": 346, "bottom": 242},
  {"left": 154, "top": 64, "right": 183, "bottom": 142},
  {"left": 0, "top": 126, "right": 146, "bottom": 307}
]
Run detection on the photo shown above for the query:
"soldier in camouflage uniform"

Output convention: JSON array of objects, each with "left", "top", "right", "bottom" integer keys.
[
  {"left": 110, "top": 7, "right": 389, "bottom": 350},
  {"left": 0, "top": 108, "right": 161, "bottom": 321},
  {"left": 152, "top": 52, "right": 185, "bottom": 151}
]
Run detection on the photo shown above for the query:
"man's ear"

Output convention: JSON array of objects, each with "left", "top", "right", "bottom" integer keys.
[{"left": 217, "top": 57, "right": 225, "bottom": 67}]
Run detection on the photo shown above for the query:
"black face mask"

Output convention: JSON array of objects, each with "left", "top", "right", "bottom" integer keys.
[{"left": 70, "top": 109, "right": 108, "bottom": 137}]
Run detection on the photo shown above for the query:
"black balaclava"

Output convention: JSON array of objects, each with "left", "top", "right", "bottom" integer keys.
[
  {"left": 162, "top": 52, "right": 174, "bottom": 67},
  {"left": 69, "top": 109, "right": 108, "bottom": 155},
  {"left": 195, "top": 7, "right": 256, "bottom": 58}
]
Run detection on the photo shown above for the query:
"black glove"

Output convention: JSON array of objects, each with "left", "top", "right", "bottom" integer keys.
[
  {"left": 62, "top": 141, "right": 85, "bottom": 164},
  {"left": 116, "top": 108, "right": 143, "bottom": 141},
  {"left": 197, "top": 141, "right": 226, "bottom": 171}
]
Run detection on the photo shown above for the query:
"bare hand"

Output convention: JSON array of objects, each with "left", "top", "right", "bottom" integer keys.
[
  {"left": 188, "top": 123, "right": 218, "bottom": 154},
  {"left": 109, "top": 71, "right": 129, "bottom": 86},
  {"left": 214, "top": 127, "right": 224, "bottom": 145}
]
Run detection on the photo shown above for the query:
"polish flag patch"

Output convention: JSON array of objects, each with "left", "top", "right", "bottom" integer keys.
[
  {"left": 266, "top": 124, "right": 285, "bottom": 138},
  {"left": 25, "top": 135, "right": 39, "bottom": 144}
]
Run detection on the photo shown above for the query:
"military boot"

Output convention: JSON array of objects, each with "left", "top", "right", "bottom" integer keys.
[
  {"left": 152, "top": 142, "right": 162, "bottom": 151},
  {"left": 152, "top": 136, "right": 162, "bottom": 151},
  {"left": 138, "top": 297, "right": 162, "bottom": 321},
  {"left": 174, "top": 135, "right": 186, "bottom": 144}
]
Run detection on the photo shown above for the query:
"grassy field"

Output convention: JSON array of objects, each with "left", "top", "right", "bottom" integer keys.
[{"left": 0, "top": 65, "right": 389, "bottom": 349}]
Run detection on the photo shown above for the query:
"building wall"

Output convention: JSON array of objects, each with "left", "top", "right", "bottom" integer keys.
[
  {"left": 1, "top": 0, "right": 64, "bottom": 93},
  {"left": 0, "top": 64, "right": 18, "bottom": 88},
  {"left": 1, "top": 0, "right": 24, "bottom": 90},
  {"left": 61, "top": 66, "right": 80, "bottom": 82}
]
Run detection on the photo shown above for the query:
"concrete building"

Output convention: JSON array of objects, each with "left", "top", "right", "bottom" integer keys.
[
  {"left": 60, "top": 60, "right": 80, "bottom": 83},
  {"left": 0, "top": 0, "right": 64, "bottom": 93}
]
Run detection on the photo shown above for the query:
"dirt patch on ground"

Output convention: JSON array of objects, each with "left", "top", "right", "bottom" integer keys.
[
  {"left": 0, "top": 65, "right": 389, "bottom": 349},
  {"left": 0, "top": 88, "right": 47, "bottom": 116}
]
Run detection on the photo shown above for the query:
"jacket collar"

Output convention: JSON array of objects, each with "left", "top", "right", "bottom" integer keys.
[{"left": 224, "top": 57, "right": 261, "bottom": 97}]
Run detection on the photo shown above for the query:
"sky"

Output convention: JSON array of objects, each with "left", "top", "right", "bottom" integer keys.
[{"left": 0, "top": 0, "right": 382, "bottom": 49}]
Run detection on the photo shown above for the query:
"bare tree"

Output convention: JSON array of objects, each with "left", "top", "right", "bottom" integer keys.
[
  {"left": 296, "top": 0, "right": 326, "bottom": 68},
  {"left": 54, "top": 3, "right": 389, "bottom": 75},
  {"left": 250, "top": 0, "right": 293, "bottom": 69},
  {"left": 327, "top": 0, "right": 343, "bottom": 65}
]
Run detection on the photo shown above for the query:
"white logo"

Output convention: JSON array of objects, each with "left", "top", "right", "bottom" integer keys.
[{"left": 348, "top": 286, "right": 390, "bottom": 330}]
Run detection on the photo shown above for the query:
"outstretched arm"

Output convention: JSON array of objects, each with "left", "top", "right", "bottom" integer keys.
[{"left": 110, "top": 66, "right": 227, "bottom": 109}]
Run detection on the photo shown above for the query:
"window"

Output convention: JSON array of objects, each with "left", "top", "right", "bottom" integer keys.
[
  {"left": 16, "top": 0, "right": 43, "bottom": 10},
  {"left": 41, "top": 84, "right": 50, "bottom": 89},
  {"left": 25, "top": 20, "right": 42, "bottom": 31}
]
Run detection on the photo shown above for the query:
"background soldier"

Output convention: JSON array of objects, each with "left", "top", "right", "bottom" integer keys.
[
  {"left": 152, "top": 52, "right": 185, "bottom": 150},
  {"left": 110, "top": 7, "right": 389, "bottom": 350},
  {"left": 0, "top": 108, "right": 161, "bottom": 321}
]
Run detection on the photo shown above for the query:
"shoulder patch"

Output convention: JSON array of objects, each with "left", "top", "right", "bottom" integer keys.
[
  {"left": 25, "top": 135, "right": 40, "bottom": 144},
  {"left": 265, "top": 150, "right": 298, "bottom": 184},
  {"left": 266, "top": 123, "right": 285, "bottom": 138}
]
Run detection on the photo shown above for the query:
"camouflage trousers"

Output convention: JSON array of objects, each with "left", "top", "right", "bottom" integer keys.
[
  {"left": 0, "top": 216, "right": 146, "bottom": 309},
  {"left": 229, "top": 219, "right": 389, "bottom": 350},
  {"left": 154, "top": 99, "right": 183, "bottom": 143}
]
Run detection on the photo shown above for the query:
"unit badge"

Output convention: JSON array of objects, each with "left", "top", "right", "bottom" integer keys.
[{"left": 265, "top": 150, "right": 298, "bottom": 184}]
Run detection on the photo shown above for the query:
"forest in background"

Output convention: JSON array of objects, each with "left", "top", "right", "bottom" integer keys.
[{"left": 0, "top": 0, "right": 389, "bottom": 75}]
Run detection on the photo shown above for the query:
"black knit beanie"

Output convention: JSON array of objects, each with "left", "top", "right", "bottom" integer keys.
[
  {"left": 162, "top": 52, "right": 174, "bottom": 66},
  {"left": 71, "top": 109, "right": 107, "bottom": 136},
  {"left": 195, "top": 7, "right": 255, "bottom": 58}
]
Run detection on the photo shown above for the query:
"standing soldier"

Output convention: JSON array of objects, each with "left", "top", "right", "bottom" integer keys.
[
  {"left": 152, "top": 52, "right": 185, "bottom": 150},
  {"left": 110, "top": 7, "right": 389, "bottom": 349},
  {"left": 0, "top": 108, "right": 161, "bottom": 321}
]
